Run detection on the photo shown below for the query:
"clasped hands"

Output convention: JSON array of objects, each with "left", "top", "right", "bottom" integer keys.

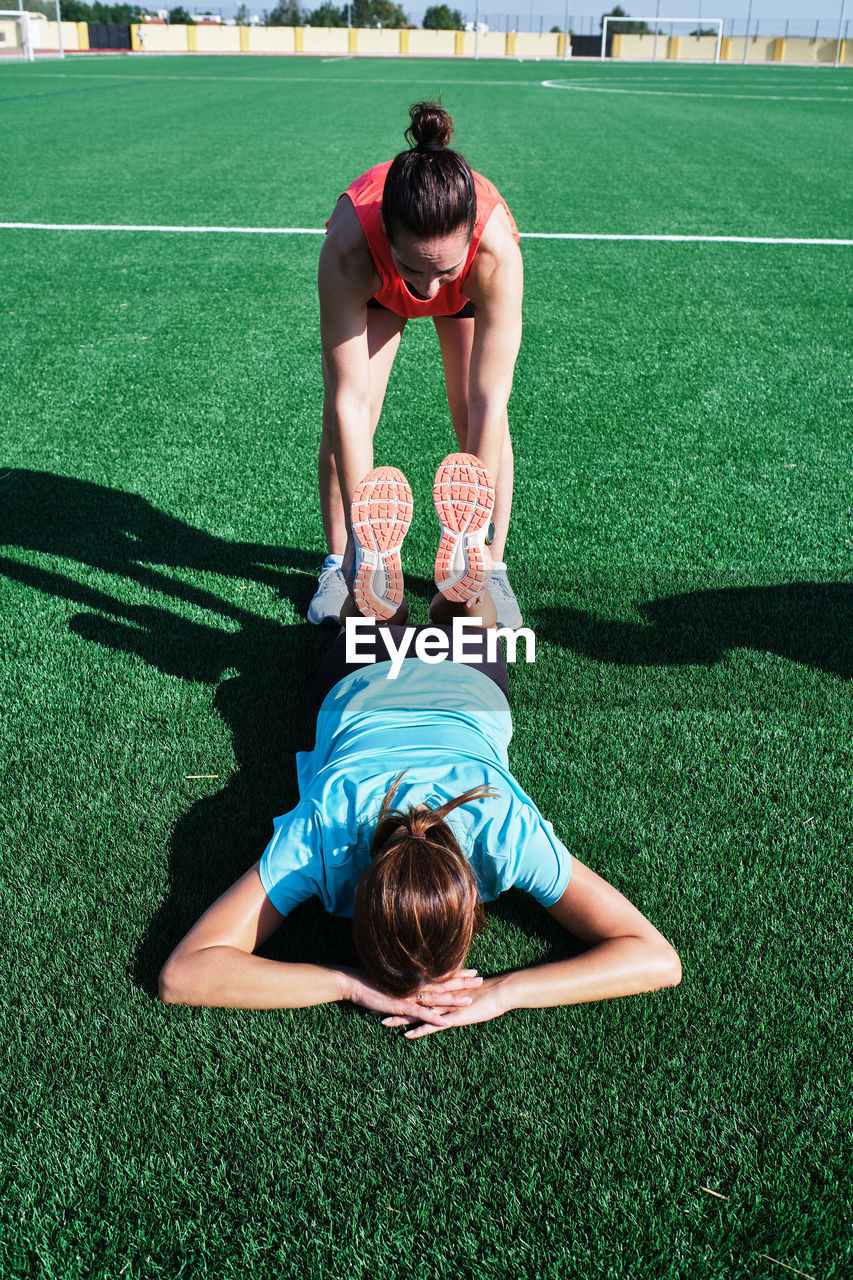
[{"left": 346, "top": 967, "right": 510, "bottom": 1040}]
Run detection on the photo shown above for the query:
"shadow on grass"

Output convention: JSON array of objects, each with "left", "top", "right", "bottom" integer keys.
[
  {"left": 0, "top": 469, "right": 337, "bottom": 992},
  {"left": 5, "top": 471, "right": 848, "bottom": 1002},
  {"left": 535, "top": 582, "right": 852, "bottom": 680},
  {"left": 485, "top": 889, "right": 587, "bottom": 963}
]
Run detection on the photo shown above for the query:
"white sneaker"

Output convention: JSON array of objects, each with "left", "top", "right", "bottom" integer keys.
[
  {"left": 307, "top": 554, "right": 348, "bottom": 626},
  {"left": 489, "top": 564, "right": 523, "bottom": 629}
]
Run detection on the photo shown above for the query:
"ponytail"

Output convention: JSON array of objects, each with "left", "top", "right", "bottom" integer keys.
[
  {"left": 351, "top": 773, "right": 496, "bottom": 997},
  {"left": 381, "top": 101, "right": 477, "bottom": 244}
]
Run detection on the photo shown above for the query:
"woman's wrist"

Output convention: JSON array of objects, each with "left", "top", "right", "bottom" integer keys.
[
  {"left": 331, "top": 965, "right": 364, "bottom": 1004},
  {"left": 489, "top": 972, "right": 519, "bottom": 1016}
]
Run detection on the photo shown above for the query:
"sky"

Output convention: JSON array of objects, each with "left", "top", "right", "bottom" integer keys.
[{"left": 201, "top": 1, "right": 849, "bottom": 39}]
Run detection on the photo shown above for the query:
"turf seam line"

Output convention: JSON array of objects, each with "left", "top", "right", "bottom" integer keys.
[{"left": 1, "top": 222, "right": 851, "bottom": 247}]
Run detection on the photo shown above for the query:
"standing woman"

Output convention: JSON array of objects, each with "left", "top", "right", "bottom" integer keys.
[{"left": 308, "top": 101, "right": 524, "bottom": 628}]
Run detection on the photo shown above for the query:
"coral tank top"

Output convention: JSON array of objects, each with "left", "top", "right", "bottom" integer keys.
[{"left": 342, "top": 161, "right": 520, "bottom": 319}]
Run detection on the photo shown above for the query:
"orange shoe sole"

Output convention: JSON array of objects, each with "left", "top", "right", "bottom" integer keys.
[
  {"left": 350, "top": 466, "right": 413, "bottom": 620},
  {"left": 433, "top": 453, "right": 495, "bottom": 603}
]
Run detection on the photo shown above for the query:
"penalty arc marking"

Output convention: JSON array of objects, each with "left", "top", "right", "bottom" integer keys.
[{"left": 540, "top": 79, "right": 853, "bottom": 103}]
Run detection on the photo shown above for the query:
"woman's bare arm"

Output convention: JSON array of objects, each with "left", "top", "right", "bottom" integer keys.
[
  {"left": 385, "top": 856, "right": 681, "bottom": 1038},
  {"left": 318, "top": 198, "right": 380, "bottom": 529},
  {"left": 158, "top": 863, "right": 350, "bottom": 1009},
  {"left": 462, "top": 205, "right": 524, "bottom": 485},
  {"left": 158, "top": 862, "right": 480, "bottom": 1025}
]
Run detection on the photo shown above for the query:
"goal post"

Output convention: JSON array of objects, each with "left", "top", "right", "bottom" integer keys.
[
  {"left": 601, "top": 16, "right": 724, "bottom": 63},
  {"left": 0, "top": 9, "right": 33, "bottom": 60},
  {"left": 0, "top": 2, "right": 65, "bottom": 60}
]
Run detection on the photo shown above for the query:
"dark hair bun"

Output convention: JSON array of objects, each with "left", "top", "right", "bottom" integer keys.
[{"left": 405, "top": 101, "right": 454, "bottom": 150}]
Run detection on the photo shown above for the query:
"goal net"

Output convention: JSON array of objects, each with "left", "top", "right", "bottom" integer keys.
[{"left": 601, "top": 16, "right": 724, "bottom": 63}]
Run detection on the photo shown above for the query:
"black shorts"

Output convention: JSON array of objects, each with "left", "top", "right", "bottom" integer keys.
[
  {"left": 366, "top": 297, "right": 475, "bottom": 319},
  {"left": 314, "top": 624, "right": 509, "bottom": 710}
]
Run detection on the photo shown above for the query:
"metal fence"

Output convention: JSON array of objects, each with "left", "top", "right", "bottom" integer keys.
[{"left": 443, "top": 12, "right": 849, "bottom": 38}]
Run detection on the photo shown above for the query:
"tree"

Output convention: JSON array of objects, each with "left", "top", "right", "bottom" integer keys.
[
  {"left": 168, "top": 5, "right": 194, "bottom": 21},
  {"left": 310, "top": 2, "right": 346, "bottom": 24},
  {"left": 600, "top": 6, "right": 650, "bottom": 34},
  {"left": 234, "top": 3, "right": 251, "bottom": 22},
  {"left": 349, "top": 0, "right": 407, "bottom": 28},
  {"left": 267, "top": 0, "right": 305, "bottom": 22},
  {"left": 60, "top": 1, "right": 145, "bottom": 19},
  {"left": 689, "top": 26, "right": 719, "bottom": 36},
  {"left": 20, "top": 0, "right": 53, "bottom": 18},
  {"left": 423, "top": 4, "right": 464, "bottom": 29}
]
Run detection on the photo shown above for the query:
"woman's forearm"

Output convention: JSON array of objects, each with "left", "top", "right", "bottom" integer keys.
[
  {"left": 464, "top": 403, "right": 509, "bottom": 489},
  {"left": 159, "top": 945, "right": 352, "bottom": 1010},
  {"left": 329, "top": 406, "right": 374, "bottom": 523},
  {"left": 496, "top": 936, "right": 682, "bottom": 1013}
]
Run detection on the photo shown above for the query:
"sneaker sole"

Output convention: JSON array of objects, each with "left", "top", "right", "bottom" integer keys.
[
  {"left": 351, "top": 467, "right": 413, "bottom": 621},
  {"left": 433, "top": 453, "right": 495, "bottom": 603}
]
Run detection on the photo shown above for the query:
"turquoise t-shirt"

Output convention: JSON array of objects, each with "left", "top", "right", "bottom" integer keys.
[{"left": 259, "top": 659, "right": 572, "bottom": 918}]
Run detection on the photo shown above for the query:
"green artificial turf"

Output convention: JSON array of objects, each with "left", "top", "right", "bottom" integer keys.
[{"left": 1, "top": 55, "right": 851, "bottom": 1279}]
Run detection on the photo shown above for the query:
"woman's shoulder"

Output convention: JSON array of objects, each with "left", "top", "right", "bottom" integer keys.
[
  {"left": 344, "top": 161, "right": 393, "bottom": 208},
  {"left": 468, "top": 786, "right": 572, "bottom": 907},
  {"left": 321, "top": 193, "right": 379, "bottom": 301}
]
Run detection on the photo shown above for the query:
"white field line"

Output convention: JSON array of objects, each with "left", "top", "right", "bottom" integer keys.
[
  {"left": 2, "top": 71, "right": 545, "bottom": 87},
  {"left": 541, "top": 79, "right": 852, "bottom": 102},
  {"left": 10, "top": 72, "right": 852, "bottom": 98},
  {"left": 0, "top": 223, "right": 326, "bottom": 234},
  {"left": 1, "top": 222, "right": 851, "bottom": 246},
  {"left": 18, "top": 70, "right": 847, "bottom": 96}
]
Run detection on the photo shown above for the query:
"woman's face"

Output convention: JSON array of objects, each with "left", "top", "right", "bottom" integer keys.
[{"left": 387, "top": 226, "right": 472, "bottom": 301}]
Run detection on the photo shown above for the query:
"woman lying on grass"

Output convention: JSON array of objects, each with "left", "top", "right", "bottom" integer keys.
[{"left": 160, "top": 459, "right": 681, "bottom": 1036}]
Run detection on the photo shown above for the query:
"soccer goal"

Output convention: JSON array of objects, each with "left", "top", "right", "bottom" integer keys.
[
  {"left": 0, "top": 9, "right": 34, "bottom": 60},
  {"left": 601, "top": 16, "right": 724, "bottom": 63},
  {"left": 0, "top": 6, "right": 64, "bottom": 60}
]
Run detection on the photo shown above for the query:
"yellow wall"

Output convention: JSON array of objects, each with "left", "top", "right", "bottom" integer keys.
[
  {"left": 607, "top": 30, "right": 853, "bottom": 63},
  {"left": 351, "top": 27, "right": 397, "bottom": 54},
  {"left": 32, "top": 19, "right": 847, "bottom": 64},
  {"left": 514, "top": 32, "right": 560, "bottom": 57},
  {"left": 0, "top": 18, "right": 80, "bottom": 51},
  {"left": 303, "top": 25, "right": 349, "bottom": 53},
  {"left": 476, "top": 32, "right": 509, "bottom": 57},
  {"left": 194, "top": 25, "right": 242, "bottom": 53},
  {"left": 726, "top": 36, "right": 783, "bottom": 62},
  {"left": 132, "top": 23, "right": 181, "bottom": 52},
  {"left": 408, "top": 29, "right": 457, "bottom": 56},
  {"left": 0, "top": 18, "right": 20, "bottom": 49},
  {"left": 34, "top": 20, "right": 80, "bottom": 50},
  {"left": 781, "top": 36, "right": 850, "bottom": 64},
  {"left": 248, "top": 26, "right": 296, "bottom": 53}
]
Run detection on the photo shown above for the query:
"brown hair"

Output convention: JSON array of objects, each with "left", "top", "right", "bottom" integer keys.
[
  {"left": 381, "top": 101, "right": 477, "bottom": 245},
  {"left": 351, "top": 774, "right": 496, "bottom": 997}
]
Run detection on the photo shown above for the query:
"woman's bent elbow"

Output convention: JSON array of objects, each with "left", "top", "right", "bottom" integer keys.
[
  {"left": 158, "top": 955, "right": 187, "bottom": 1006},
  {"left": 658, "top": 943, "right": 682, "bottom": 990}
]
